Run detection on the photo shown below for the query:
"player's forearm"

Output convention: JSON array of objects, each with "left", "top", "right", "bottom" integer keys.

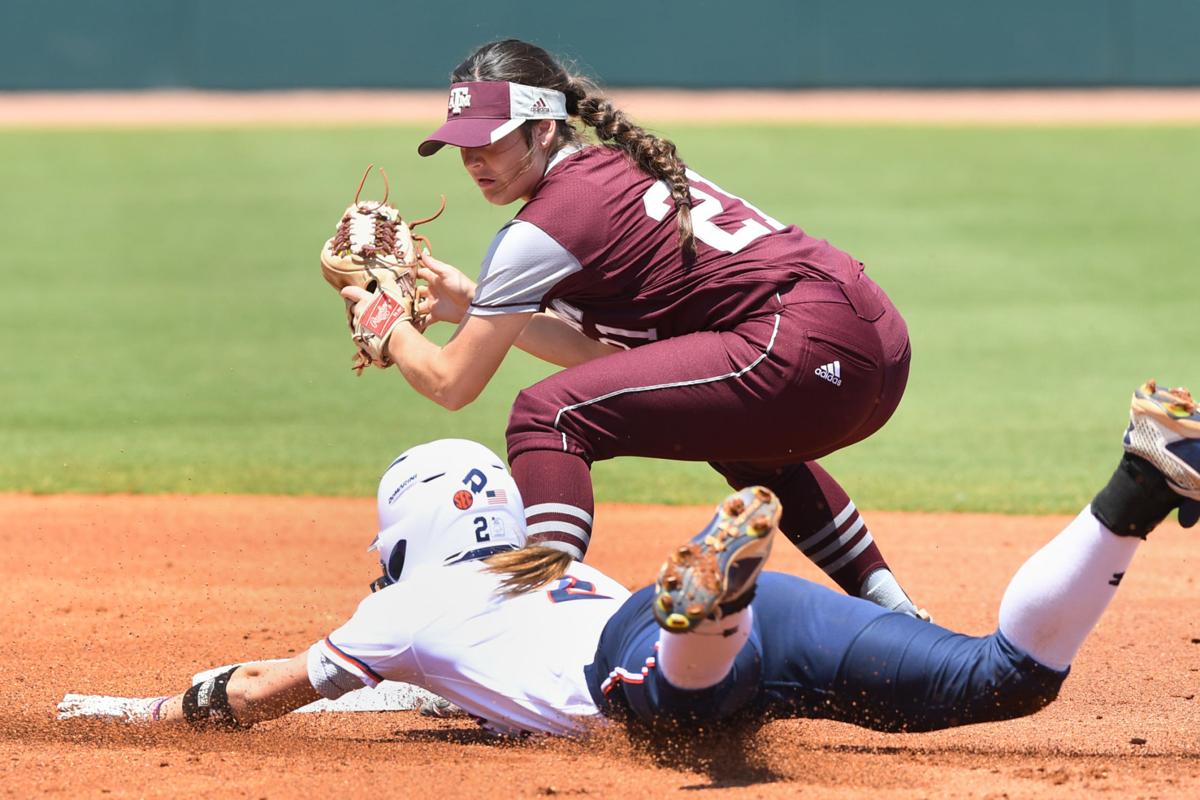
[
  {"left": 225, "top": 660, "right": 321, "bottom": 724},
  {"left": 59, "top": 657, "right": 320, "bottom": 729},
  {"left": 160, "top": 661, "right": 317, "bottom": 726},
  {"left": 388, "top": 323, "right": 488, "bottom": 410},
  {"left": 388, "top": 311, "right": 531, "bottom": 410},
  {"left": 515, "top": 312, "right": 621, "bottom": 368}
]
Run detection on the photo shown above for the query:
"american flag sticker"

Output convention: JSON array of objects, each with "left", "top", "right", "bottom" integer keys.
[{"left": 486, "top": 489, "right": 507, "bottom": 505}]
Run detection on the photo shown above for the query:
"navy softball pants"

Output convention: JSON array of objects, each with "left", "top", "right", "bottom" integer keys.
[{"left": 584, "top": 573, "right": 1067, "bottom": 732}]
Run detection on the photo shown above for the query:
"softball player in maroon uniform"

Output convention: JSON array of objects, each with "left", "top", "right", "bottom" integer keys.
[{"left": 344, "top": 39, "right": 919, "bottom": 614}]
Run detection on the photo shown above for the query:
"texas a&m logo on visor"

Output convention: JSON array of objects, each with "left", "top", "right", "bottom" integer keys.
[{"left": 448, "top": 87, "right": 472, "bottom": 115}]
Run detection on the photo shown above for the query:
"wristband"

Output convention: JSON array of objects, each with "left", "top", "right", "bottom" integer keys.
[{"left": 182, "top": 667, "right": 247, "bottom": 730}]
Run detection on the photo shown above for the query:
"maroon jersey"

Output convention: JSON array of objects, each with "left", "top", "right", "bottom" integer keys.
[{"left": 475, "top": 146, "right": 864, "bottom": 349}]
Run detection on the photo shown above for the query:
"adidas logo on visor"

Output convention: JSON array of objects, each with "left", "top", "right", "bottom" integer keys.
[{"left": 530, "top": 97, "right": 550, "bottom": 114}]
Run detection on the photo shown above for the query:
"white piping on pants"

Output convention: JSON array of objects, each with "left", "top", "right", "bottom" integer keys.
[{"left": 553, "top": 311, "right": 783, "bottom": 450}]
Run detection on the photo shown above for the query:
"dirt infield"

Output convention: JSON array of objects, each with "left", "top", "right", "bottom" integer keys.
[
  {"left": 5, "top": 88, "right": 1200, "bottom": 127},
  {"left": 3, "top": 493, "right": 1198, "bottom": 798}
]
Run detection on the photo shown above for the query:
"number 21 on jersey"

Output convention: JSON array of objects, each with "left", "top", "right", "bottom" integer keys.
[{"left": 642, "top": 169, "right": 785, "bottom": 254}]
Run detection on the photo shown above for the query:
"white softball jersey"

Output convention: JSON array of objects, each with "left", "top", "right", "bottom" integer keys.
[{"left": 307, "top": 559, "right": 630, "bottom": 736}]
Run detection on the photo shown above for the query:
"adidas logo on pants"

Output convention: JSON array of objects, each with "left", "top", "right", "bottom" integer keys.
[{"left": 815, "top": 360, "right": 842, "bottom": 386}]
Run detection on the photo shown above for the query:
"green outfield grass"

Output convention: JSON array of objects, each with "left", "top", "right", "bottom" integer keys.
[{"left": 1, "top": 124, "right": 1197, "bottom": 511}]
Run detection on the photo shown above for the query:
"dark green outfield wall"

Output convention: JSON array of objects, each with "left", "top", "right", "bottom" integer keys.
[{"left": 4, "top": 0, "right": 1200, "bottom": 90}]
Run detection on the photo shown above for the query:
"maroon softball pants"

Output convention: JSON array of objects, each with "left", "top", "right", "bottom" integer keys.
[{"left": 506, "top": 273, "right": 911, "bottom": 576}]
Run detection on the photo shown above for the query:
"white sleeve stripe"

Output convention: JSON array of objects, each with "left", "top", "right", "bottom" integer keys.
[
  {"left": 468, "top": 304, "right": 542, "bottom": 318},
  {"left": 308, "top": 642, "right": 367, "bottom": 700},
  {"left": 470, "top": 300, "right": 542, "bottom": 309},
  {"left": 525, "top": 503, "right": 594, "bottom": 525},
  {"left": 318, "top": 639, "right": 383, "bottom": 688}
]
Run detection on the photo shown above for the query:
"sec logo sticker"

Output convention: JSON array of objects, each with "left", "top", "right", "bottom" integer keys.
[{"left": 453, "top": 490, "right": 474, "bottom": 510}]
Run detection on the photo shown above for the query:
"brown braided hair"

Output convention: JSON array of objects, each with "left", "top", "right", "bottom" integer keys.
[{"left": 452, "top": 39, "right": 695, "bottom": 259}]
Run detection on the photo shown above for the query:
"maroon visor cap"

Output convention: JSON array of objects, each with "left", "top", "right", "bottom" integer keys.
[{"left": 418, "top": 81, "right": 569, "bottom": 157}]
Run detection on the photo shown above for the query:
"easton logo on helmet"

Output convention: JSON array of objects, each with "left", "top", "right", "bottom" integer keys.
[
  {"left": 387, "top": 474, "right": 416, "bottom": 504},
  {"left": 448, "top": 87, "right": 472, "bottom": 115}
]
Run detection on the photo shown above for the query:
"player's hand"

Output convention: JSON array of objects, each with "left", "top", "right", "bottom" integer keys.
[
  {"left": 340, "top": 285, "right": 376, "bottom": 325},
  {"left": 340, "top": 284, "right": 418, "bottom": 366},
  {"left": 57, "top": 693, "right": 169, "bottom": 724},
  {"left": 340, "top": 285, "right": 415, "bottom": 329},
  {"left": 416, "top": 252, "right": 476, "bottom": 326}
]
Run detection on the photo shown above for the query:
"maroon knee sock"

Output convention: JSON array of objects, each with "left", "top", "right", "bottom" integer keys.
[
  {"left": 775, "top": 463, "right": 886, "bottom": 596},
  {"left": 510, "top": 450, "right": 595, "bottom": 560}
]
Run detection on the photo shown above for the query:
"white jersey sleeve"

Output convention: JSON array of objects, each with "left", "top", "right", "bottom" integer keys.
[
  {"left": 469, "top": 220, "right": 582, "bottom": 316},
  {"left": 306, "top": 560, "right": 629, "bottom": 736},
  {"left": 308, "top": 584, "right": 424, "bottom": 698}
]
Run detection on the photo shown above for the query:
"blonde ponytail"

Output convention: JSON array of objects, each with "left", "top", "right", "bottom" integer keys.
[{"left": 484, "top": 546, "right": 574, "bottom": 597}]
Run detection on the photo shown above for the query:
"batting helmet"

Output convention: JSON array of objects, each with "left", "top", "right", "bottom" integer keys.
[{"left": 369, "top": 439, "right": 526, "bottom": 591}]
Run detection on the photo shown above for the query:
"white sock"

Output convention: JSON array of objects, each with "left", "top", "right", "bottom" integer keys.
[
  {"left": 861, "top": 568, "right": 918, "bottom": 615},
  {"left": 657, "top": 607, "right": 753, "bottom": 690},
  {"left": 997, "top": 505, "right": 1141, "bottom": 671}
]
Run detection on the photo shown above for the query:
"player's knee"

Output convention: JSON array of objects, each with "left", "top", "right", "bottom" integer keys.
[
  {"left": 960, "top": 635, "right": 1069, "bottom": 726},
  {"left": 904, "top": 661, "right": 1066, "bottom": 733},
  {"left": 835, "top": 626, "right": 1069, "bottom": 733},
  {"left": 985, "top": 664, "right": 1065, "bottom": 721},
  {"left": 506, "top": 386, "right": 557, "bottom": 439},
  {"left": 506, "top": 386, "right": 595, "bottom": 463}
]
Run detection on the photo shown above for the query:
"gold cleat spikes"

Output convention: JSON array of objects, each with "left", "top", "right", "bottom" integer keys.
[{"left": 652, "top": 486, "right": 782, "bottom": 633}]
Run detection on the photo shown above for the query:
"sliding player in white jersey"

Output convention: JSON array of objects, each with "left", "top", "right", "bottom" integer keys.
[
  {"left": 59, "top": 385, "right": 1200, "bottom": 736},
  {"left": 317, "top": 439, "right": 626, "bottom": 735}
]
